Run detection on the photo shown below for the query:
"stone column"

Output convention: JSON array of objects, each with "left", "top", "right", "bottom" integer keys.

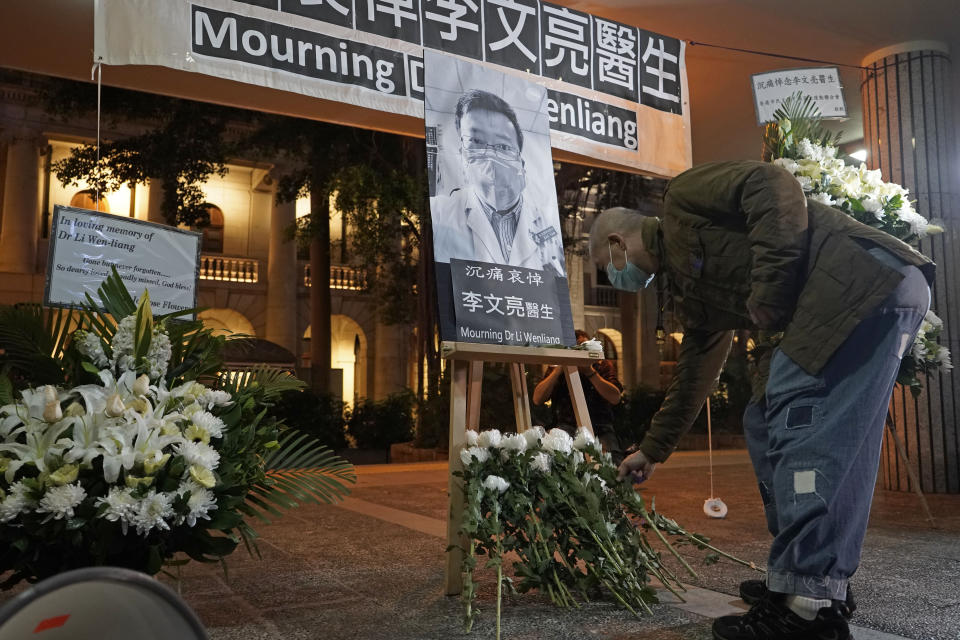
[
  {"left": 0, "top": 129, "right": 42, "bottom": 273},
  {"left": 146, "top": 178, "right": 166, "bottom": 224},
  {"left": 266, "top": 198, "right": 298, "bottom": 354},
  {"left": 862, "top": 41, "right": 960, "bottom": 493}
]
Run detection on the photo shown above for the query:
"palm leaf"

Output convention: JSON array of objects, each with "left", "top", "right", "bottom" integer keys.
[
  {"left": 0, "top": 304, "right": 80, "bottom": 385},
  {"left": 219, "top": 366, "right": 307, "bottom": 400},
  {"left": 242, "top": 429, "right": 356, "bottom": 524}
]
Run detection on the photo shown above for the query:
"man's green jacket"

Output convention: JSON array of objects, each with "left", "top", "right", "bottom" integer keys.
[{"left": 637, "top": 160, "right": 935, "bottom": 463}]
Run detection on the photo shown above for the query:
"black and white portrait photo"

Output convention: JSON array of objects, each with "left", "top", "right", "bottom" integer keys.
[{"left": 425, "top": 51, "right": 566, "bottom": 278}]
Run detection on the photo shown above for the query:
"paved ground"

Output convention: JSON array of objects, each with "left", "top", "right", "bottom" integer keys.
[{"left": 3, "top": 450, "right": 959, "bottom": 639}]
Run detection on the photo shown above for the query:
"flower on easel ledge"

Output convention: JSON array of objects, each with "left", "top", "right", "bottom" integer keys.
[
  {"left": 762, "top": 92, "right": 951, "bottom": 394},
  {"left": 0, "top": 268, "right": 355, "bottom": 588}
]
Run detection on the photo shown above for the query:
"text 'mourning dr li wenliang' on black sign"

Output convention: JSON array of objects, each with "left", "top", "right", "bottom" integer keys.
[{"left": 192, "top": 0, "right": 683, "bottom": 152}]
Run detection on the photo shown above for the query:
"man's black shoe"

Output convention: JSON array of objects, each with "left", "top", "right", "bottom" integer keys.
[
  {"left": 713, "top": 593, "right": 850, "bottom": 640},
  {"left": 738, "top": 579, "right": 856, "bottom": 619}
]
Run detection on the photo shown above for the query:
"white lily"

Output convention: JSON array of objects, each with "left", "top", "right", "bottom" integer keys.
[{"left": 0, "top": 421, "right": 72, "bottom": 482}]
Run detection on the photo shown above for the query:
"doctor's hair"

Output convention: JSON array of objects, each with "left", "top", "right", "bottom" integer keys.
[
  {"left": 588, "top": 207, "right": 650, "bottom": 265},
  {"left": 455, "top": 89, "right": 524, "bottom": 151}
]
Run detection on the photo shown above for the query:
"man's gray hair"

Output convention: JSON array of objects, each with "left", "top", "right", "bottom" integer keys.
[{"left": 589, "top": 207, "right": 651, "bottom": 265}]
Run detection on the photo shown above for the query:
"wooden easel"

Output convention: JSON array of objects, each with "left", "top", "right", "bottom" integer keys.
[{"left": 442, "top": 340, "right": 601, "bottom": 595}]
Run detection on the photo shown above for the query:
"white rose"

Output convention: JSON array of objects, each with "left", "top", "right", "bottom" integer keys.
[
  {"left": 530, "top": 452, "right": 552, "bottom": 474},
  {"left": 477, "top": 429, "right": 502, "bottom": 449},
  {"left": 542, "top": 428, "right": 573, "bottom": 455},
  {"left": 573, "top": 427, "right": 596, "bottom": 450},
  {"left": 460, "top": 446, "right": 490, "bottom": 464},
  {"left": 501, "top": 433, "right": 527, "bottom": 454},
  {"left": 523, "top": 426, "right": 546, "bottom": 448},
  {"left": 482, "top": 475, "right": 510, "bottom": 494}
]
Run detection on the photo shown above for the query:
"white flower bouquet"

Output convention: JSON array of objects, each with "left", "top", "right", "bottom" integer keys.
[
  {"left": 763, "top": 93, "right": 951, "bottom": 391},
  {"left": 0, "top": 269, "right": 354, "bottom": 588},
  {"left": 457, "top": 427, "right": 752, "bottom": 636}
]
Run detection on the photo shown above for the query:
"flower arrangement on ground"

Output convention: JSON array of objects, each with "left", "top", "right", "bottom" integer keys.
[
  {"left": 762, "top": 93, "right": 951, "bottom": 393},
  {"left": 0, "top": 270, "right": 355, "bottom": 587},
  {"left": 456, "top": 426, "right": 753, "bottom": 637}
]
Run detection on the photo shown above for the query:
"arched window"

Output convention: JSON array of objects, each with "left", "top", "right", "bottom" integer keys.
[
  {"left": 200, "top": 204, "right": 224, "bottom": 254},
  {"left": 69, "top": 189, "right": 110, "bottom": 213}
]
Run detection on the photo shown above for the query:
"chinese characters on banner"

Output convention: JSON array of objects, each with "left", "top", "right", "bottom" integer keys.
[
  {"left": 751, "top": 66, "right": 847, "bottom": 124},
  {"left": 95, "top": 0, "right": 691, "bottom": 175}
]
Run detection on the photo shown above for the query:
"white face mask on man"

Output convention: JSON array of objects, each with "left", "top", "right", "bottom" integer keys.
[{"left": 463, "top": 151, "right": 525, "bottom": 212}]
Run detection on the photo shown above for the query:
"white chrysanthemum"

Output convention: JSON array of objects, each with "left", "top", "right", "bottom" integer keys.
[
  {"left": 500, "top": 433, "right": 527, "bottom": 454},
  {"left": 176, "top": 440, "right": 220, "bottom": 471},
  {"left": 178, "top": 481, "right": 218, "bottom": 527},
  {"left": 75, "top": 330, "right": 110, "bottom": 369},
  {"left": 772, "top": 157, "right": 799, "bottom": 174},
  {"left": 477, "top": 429, "right": 502, "bottom": 449},
  {"left": 925, "top": 310, "right": 944, "bottom": 331},
  {"left": 0, "top": 480, "right": 36, "bottom": 523},
  {"left": 861, "top": 196, "right": 884, "bottom": 217},
  {"left": 808, "top": 192, "right": 835, "bottom": 207},
  {"left": 131, "top": 490, "right": 175, "bottom": 536},
  {"left": 37, "top": 483, "right": 86, "bottom": 520},
  {"left": 580, "top": 339, "right": 604, "bottom": 354},
  {"left": 146, "top": 331, "right": 172, "bottom": 380},
  {"left": 96, "top": 486, "right": 138, "bottom": 524},
  {"left": 794, "top": 175, "right": 814, "bottom": 192},
  {"left": 459, "top": 446, "right": 490, "bottom": 465},
  {"left": 198, "top": 389, "right": 232, "bottom": 409},
  {"left": 542, "top": 428, "right": 573, "bottom": 455},
  {"left": 573, "top": 427, "right": 596, "bottom": 450},
  {"left": 573, "top": 450, "right": 585, "bottom": 466},
  {"left": 481, "top": 475, "right": 510, "bottom": 494},
  {"left": 936, "top": 348, "right": 953, "bottom": 370},
  {"left": 464, "top": 430, "right": 479, "bottom": 446},
  {"left": 797, "top": 138, "right": 823, "bottom": 161},
  {"left": 530, "top": 452, "right": 552, "bottom": 474},
  {"left": 190, "top": 411, "right": 226, "bottom": 439},
  {"left": 523, "top": 426, "right": 546, "bottom": 448},
  {"left": 912, "top": 338, "right": 928, "bottom": 361}
]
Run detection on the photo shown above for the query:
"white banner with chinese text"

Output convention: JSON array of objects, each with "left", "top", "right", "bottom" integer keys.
[{"left": 94, "top": 0, "right": 692, "bottom": 176}]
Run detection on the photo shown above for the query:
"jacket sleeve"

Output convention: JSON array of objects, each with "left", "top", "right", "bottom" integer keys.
[
  {"left": 740, "top": 163, "right": 809, "bottom": 312},
  {"left": 639, "top": 329, "right": 733, "bottom": 463}
]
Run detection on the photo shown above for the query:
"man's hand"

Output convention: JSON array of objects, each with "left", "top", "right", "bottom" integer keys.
[
  {"left": 617, "top": 450, "right": 657, "bottom": 485},
  {"left": 747, "top": 301, "right": 785, "bottom": 329}
]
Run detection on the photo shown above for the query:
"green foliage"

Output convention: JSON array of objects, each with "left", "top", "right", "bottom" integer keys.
[
  {"left": 0, "top": 304, "right": 84, "bottom": 389},
  {"left": 272, "top": 389, "right": 349, "bottom": 450},
  {"left": 762, "top": 92, "right": 842, "bottom": 162},
  {"left": 347, "top": 390, "right": 416, "bottom": 449}
]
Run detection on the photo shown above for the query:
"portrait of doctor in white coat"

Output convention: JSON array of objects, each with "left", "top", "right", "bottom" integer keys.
[{"left": 431, "top": 89, "right": 566, "bottom": 277}]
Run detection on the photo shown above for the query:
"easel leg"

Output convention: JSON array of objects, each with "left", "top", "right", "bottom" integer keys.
[
  {"left": 885, "top": 410, "right": 936, "bottom": 526},
  {"left": 466, "top": 361, "right": 483, "bottom": 430},
  {"left": 445, "top": 360, "right": 470, "bottom": 595},
  {"left": 563, "top": 366, "right": 593, "bottom": 435},
  {"left": 509, "top": 363, "right": 532, "bottom": 432}
]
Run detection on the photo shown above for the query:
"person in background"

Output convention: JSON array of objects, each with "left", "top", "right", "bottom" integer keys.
[{"left": 532, "top": 329, "right": 624, "bottom": 464}]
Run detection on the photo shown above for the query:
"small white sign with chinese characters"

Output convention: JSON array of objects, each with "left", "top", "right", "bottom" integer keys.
[{"left": 751, "top": 67, "right": 846, "bottom": 124}]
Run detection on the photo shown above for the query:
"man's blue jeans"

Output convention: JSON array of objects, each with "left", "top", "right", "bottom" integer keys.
[{"left": 743, "top": 248, "right": 930, "bottom": 600}]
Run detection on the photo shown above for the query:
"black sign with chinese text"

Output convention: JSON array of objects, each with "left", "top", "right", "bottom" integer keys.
[
  {"left": 450, "top": 258, "right": 569, "bottom": 346},
  {"left": 356, "top": 0, "right": 423, "bottom": 44},
  {"left": 637, "top": 28, "right": 683, "bottom": 115},
  {"left": 539, "top": 2, "right": 591, "bottom": 90},
  {"left": 483, "top": 0, "right": 541, "bottom": 75},
  {"left": 422, "top": 0, "right": 483, "bottom": 59}
]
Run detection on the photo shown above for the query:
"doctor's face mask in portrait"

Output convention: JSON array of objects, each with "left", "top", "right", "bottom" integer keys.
[
  {"left": 461, "top": 139, "right": 526, "bottom": 212},
  {"left": 607, "top": 241, "right": 654, "bottom": 292}
]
